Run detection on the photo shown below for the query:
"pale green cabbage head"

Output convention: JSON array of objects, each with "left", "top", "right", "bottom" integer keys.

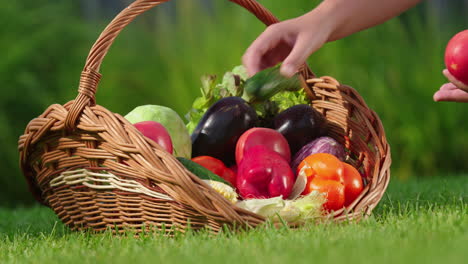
[{"left": 125, "top": 105, "right": 192, "bottom": 159}]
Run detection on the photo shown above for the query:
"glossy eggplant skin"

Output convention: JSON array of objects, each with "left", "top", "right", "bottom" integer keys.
[
  {"left": 191, "top": 97, "right": 258, "bottom": 165},
  {"left": 273, "top": 104, "right": 326, "bottom": 155}
]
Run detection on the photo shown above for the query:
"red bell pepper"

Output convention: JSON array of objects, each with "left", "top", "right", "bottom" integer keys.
[{"left": 237, "top": 145, "right": 295, "bottom": 199}]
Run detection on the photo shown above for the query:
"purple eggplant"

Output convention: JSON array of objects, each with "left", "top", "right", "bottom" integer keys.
[
  {"left": 273, "top": 104, "right": 326, "bottom": 155},
  {"left": 191, "top": 97, "right": 258, "bottom": 165},
  {"left": 291, "top": 136, "right": 346, "bottom": 172}
]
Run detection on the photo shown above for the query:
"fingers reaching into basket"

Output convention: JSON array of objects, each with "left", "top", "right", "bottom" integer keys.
[
  {"left": 433, "top": 70, "right": 468, "bottom": 103},
  {"left": 242, "top": 14, "right": 331, "bottom": 78},
  {"left": 242, "top": 0, "right": 422, "bottom": 77}
]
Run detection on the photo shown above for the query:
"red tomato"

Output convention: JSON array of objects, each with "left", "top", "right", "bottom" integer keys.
[
  {"left": 445, "top": 30, "right": 468, "bottom": 85},
  {"left": 192, "top": 156, "right": 236, "bottom": 186},
  {"left": 308, "top": 179, "right": 345, "bottom": 212},
  {"left": 230, "top": 164, "right": 238, "bottom": 175},
  {"left": 342, "top": 163, "right": 364, "bottom": 207},
  {"left": 298, "top": 153, "right": 344, "bottom": 188},
  {"left": 235, "top": 127, "right": 291, "bottom": 164},
  {"left": 134, "top": 121, "right": 173, "bottom": 154},
  {"left": 222, "top": 168, "right": 237, "bottom": 187}
]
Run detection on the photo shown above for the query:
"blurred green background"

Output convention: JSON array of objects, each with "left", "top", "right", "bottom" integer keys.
[{"left": 1, "top": 0, "right": 467, "bottom": 206}]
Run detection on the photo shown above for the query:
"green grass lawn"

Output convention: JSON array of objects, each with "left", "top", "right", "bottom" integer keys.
[{"left": 0, "top": 176, "right": 466, "bottom": 264}]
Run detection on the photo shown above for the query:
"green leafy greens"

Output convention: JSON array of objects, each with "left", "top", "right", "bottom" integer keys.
[{"left": 185, "top": 65, "right": 309, "bottom": 133}]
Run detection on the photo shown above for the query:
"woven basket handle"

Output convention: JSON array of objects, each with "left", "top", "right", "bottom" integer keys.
[{"left": 64, "top": 0, "right": 314, "bottom": 130}]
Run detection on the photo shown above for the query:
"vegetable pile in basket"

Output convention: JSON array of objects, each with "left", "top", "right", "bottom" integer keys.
[{"left": 123, "top": 65, "right": 364, "bottom": 223}]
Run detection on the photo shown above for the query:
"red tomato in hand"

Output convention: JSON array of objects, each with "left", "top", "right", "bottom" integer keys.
[
  {"left": 308, "top": 179, "right": 345, "bottom": 212},
  {"left": 342, "top": 163, "right": 364, "bottom": 207},
  {"left": 235, "top": 127, "right": 291, "bottom": 164},
  {"left": 192, "top": 156, "right": 236, "bottom": 186},
  {"left": 445, "top": 30, "right": 468, "bottom": 85}
]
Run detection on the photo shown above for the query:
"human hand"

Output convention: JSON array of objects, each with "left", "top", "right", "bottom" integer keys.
[
  {"left": 242, "top": 10, "right": 334, "bottom": 77},
  {"left": 433, "top": 69, "right": 468, "bottom": 102},
  {"left": 242, "top": 0, "right": 422, "bottom": 78}
]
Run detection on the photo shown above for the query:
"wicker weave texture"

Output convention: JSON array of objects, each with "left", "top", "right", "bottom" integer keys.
[{"left": 18, "top": 0, "right": 391, "bottom": 234}]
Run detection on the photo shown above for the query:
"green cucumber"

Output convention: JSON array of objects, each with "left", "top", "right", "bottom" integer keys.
[
  {"left": 242, "top": 64, "right": 301, "bottom": 103},
  {"left": 176, "top": 157, "right": 231, "bottom": 186}
]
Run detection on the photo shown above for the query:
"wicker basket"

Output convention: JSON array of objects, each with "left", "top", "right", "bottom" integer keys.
[{"left": 18, "top": 0, "right": 391, "bottom": 234}]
